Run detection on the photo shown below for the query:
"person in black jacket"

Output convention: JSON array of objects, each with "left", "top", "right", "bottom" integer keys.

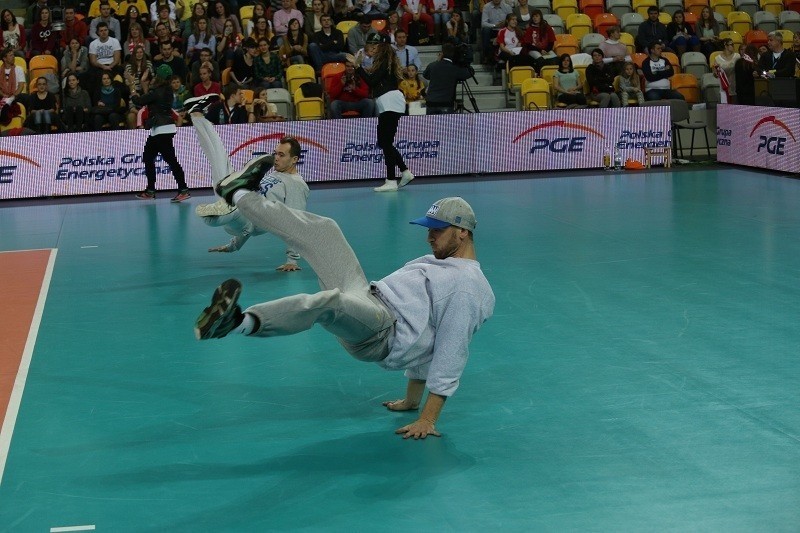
[
  {"left": 757, "top": 31, "right": 797, "bottom": 79},
  {"left": 131, "top": 64, "right": 191, "bottom": 202},
  {"left": 354, "top": 33, "right": 415, "bottom": 192},
  {"left": 422, "top": 43, "right": 473, "bottom": 114},
  {"left": 586, "top": 48, "right": 621, "bottom": 108}
]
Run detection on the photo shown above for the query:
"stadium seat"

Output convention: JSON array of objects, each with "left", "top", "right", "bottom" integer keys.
[
  {"left": 221, "top": 67, "right": 232, "bottom": 86},
  {"left": 620, "top": 32, "right": 636, "bottom": 55},
  {"left": 0, "top": 103, "right": 25, "bottom": 133},
  {"left": 567, "top": 13, "right": 593, "bottom": 40},
  {"left": 753, "top": 10, "right": 779, "bottom": 32},
  {"left": 662, "top": 51, "right": 681, "bottom": 72},
  {"left": 285, "top": 64, "right": 317, "bottom": 96},
  {"left": 670, "top": 98, "right": 710, "bottom": 157},
  {"left": 580, "top": 0, "right": 606, "bottom": 20},
  {"left": 734, "top": 0, "right": 760, "bottom": 17},
  {"left": 785, "top": 0, "right": 800, "bottom": 11},
  {"left": 711, "top": 0, "right": 735, "bottom": 16},
  {"left": 506, "top": 65, "right": 535, "bottom": 94},
  {"left": 727, "top": 10, "right": 753, "bottom": 34},
  {"left": 658, "top": 11, "right": 672, "bottom": 24},
  {"left": 14, "top": 56, "right": 27, "bottom": 74},
  {"left": 778, "top": 10, "right": 800, "bottom": 33},
  {"left": 594, "top": 13, "right": 619, "bottom": 36},
  {"left": 581, "top": 32, "right": 606, "bottom": 52},
  {"left": 28, "top": 54, "right": 58, "bottom": 81},
  {"left": 671, "top": 72, "right": 701, "bottom": 102},
  {"left": 607, "top": 0, "right": 633, "bottom": 19},
  {"left": 320, "top": 61, "right": 345, "bottom": 86},
  {"left": 266, "top": 88, "right": 293, "bottom": 120},
  {"left": 336, "top": 20, "right": 358, "bottom": 39},
  {"left": 715, "top": 11, "right": 729, "bottom": 31},
  {"left": 239, "top": 5, "right": 254, "bottom": 22},
  {"left": 718, "top": 30, "right": 744, "bottom": 46},
  {"left": 632, "top": 52, "right": 648, "bottom": 68},
  {"left": 744, "top": 29, "right": 769, "bottom": 45},
  {"left": 659, "top": 0, "right": 685, "bottom": 15},
  {"left": 544, "top": 14, "right": 565, "bottom": 34},
  {"left": 685, "top": 0, "right": 710, "bottom": 16},
  {"left": 701, "top": 72, "right": 721, "bottom": 104},
  {"left": 520, "top": 77, "right": 551, "bottom": 110},
  {"left": 633, "top": 0, "right": 658, "bottom": 16},
  {"left": 371, "top": 19, "right": 386, "bottom": 32},
  {"left": 293, "top": 86, "right": 325, "bottom": 120},
  {"left": 553, "top": 0, "right": 579, "bottom": 20},
  {"left": 554, "top": 33, "right": 580, "bottom": 55},
  {"left": 759, "top": 0, "right": 784, "bottom": 16},
  {"left": 774, "top": 28, "right": 794, "bottom": 48},
  {"left": 613, "top": 75, "right": 640, "bottom": 105},
  {"left": 621, "top": 12, "right": 644, "bottom": 35},
  {"left": 708, "top": 50, "right": 722, "bottom": 68},
  {"left": 683, "top": 11, "right": 698, "bottom": 25},
  {"left": 529, "top": 0, "right": 553, "bottom": 15},
  {"left": 681, "top": 51, "right": 711, "bottom": 78}
]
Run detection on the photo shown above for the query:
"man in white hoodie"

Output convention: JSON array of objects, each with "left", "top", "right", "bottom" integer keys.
[{"left": 194, "top": 188, "right": 495, "bottom": 440}]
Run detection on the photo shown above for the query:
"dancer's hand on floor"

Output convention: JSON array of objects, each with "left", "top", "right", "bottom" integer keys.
[
  {"left": 276, "top": 263, "right": 301, "bottom": 272},
  {"left": 382, "top": 398, "right": 419, "bottom": 411},
  {"left": 395, "top": 419, "right": 441, "bottom": 440}
]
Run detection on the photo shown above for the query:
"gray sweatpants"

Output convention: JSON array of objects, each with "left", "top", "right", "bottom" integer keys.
[
  {"left": 193, "top": 115, "right": 232, "bottom": 186},
  {"left": 236, "top": 193, "right": 396, "bottom": 362}
]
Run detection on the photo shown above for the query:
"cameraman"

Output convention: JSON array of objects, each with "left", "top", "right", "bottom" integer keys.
[{"left": 422, "top": 42, "right": 474, "bottom": 114}]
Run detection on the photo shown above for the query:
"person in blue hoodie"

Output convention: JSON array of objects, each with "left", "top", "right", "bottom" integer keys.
[{"left": 194, "top": 181, "right": 495, "bottom": 440}]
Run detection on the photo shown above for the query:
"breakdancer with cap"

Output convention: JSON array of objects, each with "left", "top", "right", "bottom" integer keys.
[{"left": 194, "top": 170, "right": 495, "bottom": 439}]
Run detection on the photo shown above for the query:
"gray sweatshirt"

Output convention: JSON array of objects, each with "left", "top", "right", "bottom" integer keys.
[{"left": 374, "top": 255, "right": 494, "bottom": 397}]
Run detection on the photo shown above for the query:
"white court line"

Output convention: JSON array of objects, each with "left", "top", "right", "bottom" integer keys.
[
  {"left": 0, "top": 248, "right": 58, "bottom": 487},
  {"left": 50, "top": 526, "right": 96, "bottom": 532}
]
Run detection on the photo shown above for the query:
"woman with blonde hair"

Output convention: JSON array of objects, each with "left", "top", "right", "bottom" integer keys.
[{"left": 354, "top": 34, "right": 414, "bottom": 192}]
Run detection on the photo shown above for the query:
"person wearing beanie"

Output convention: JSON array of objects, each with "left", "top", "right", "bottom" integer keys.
[
  {"left": 131, "top": 63, "right": 191, "bottom": 202},
  {"left": 194, "top": 191, "right": 494, "bottom": 440}
]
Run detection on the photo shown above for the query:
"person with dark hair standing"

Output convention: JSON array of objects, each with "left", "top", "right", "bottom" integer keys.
[
  {"left": 353, "top": 33, "right": 415, "bottom": 192},
  {"left": 132, "top": 64, "right": 191, "bottom": 202}
]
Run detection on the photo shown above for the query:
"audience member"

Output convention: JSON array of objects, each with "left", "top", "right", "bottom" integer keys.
[
  {"left": 255, "top": 37, "right": 283, "bottom": 88},
  {"left": 60, "top": 7, "right": 89, "bottom": 48},
  {"left": 305, "top": 0, "right": 326, "bottom": 36},
  {"left": 123, "top": 21, "right": 150, "bottom": 59},
  {"left": 642, "top": 41, "right": 684, "bottom": 100},
  {"left": 25, "top": 0, "right": 49, "bottom": 28},
  {"left": 733, "top": 44, "right": 758, "bottom": 105},
  {"left": 249, "top": 16, "right": 273, "bottom": 44},
  {"left": 181, "top": 2, "right": 208, "bottom": 39},
  {"left": 428, "top": 0, "right": 453, "bottom": 43},
  {"left": 25, "top": 76, "right": 57, "bottom": 133},
  {"left": 347, "top": 15, "right": 377, "bottom": 54},
  {"left": 309, "top": 13, "right": 347, "bottom": 73},
  {"left": 445, "top": 10, "right": 470, "bottom": 52},
  {"left": 511, "top": 0, "right": 530, "bottom": 32},
  {"left": 154, "top": 41, "right": 188, "bottom": 82},
  {"left": 0, "top": 47, "right": 25, "bottom": 125},
  {"left": 279, "top": 18, "right": 309, "bottom": 65},
  {"left": 328, "top": 54, "right": 375, "bottom": 118},
  {"left": 117, "top": 0, "right": 150, "bottom": 28},
  {"left": 273, "top": 0, "right": 304, "bottom": 41},
  {"left": 636, "top": 6, "right": 669, "bottom": 53},
  {"left": 244, "top": 3, "right": 271, "bottom": 36},
  {"left": 176, "top": 0, "right": 204, "bottom": 22},
  {"left": 586, "top": 48, "right": 621, "bottom": 107},
  {"left": 249, "top": 87, "right": 284, "bottom": 121},
  {"left": 522, "top": 9, "right": 555, "bottom": 71},
  {"left": 553, "top": 53, "right": 586, "bottom": 107},
  {"left": 61, "top": 73, "right": 91, "bottom": 132},
  {"left": 331, "top": 0, "right": 359, "bottom": 24},
  {"left": 169, "top": 74, "right": 190, "bottom": 124},
  {"left": 123, "top": 44, "right": 154, "bottom": 127},
  {"left": 190, "top": 48, "right": 221, "bottom": 84},
  {"left": 90, "top": 3, "right": 123, "bottom": 41},
  {"left": 1, "top": 9, "right": 26, "bottom": 58},
  {"left": 152, "top": 4, "right": 181, "bottom": 39},
  {"left": 187, "top": 17, "right": 216, "bottom": 63},
  {"left": 210, "top": 0, "right": 242, "bottom": 39},
  {"left": 400, "top": 0, "right": 433, "bottom": 40},
  {"left": 598, "top": 25, "right": 630, "bottom": 77},
  {"left": 713, "top": 38, "right": 739, "bottom": 103},
  {"left": 28, "top": 7, "right": 60, "bottom": 58},
  {"left": 385, "top": 11, "right": 402, "bottom": 43},
  {"left": 666, "top": 10, "right": 699, "bottom": 57},
  {"left": 696, "top": 6, "right": 720, "bottom": 58},
  {"left": 205, "top": 83, "right": 249, "bottom": 123},
  {"left": 231, "top": 37, "right": 259, "bottom": 87},
  {"left": 399, "top": 63, "right": 425, "bottom": 102},
  {"left": 617, "top": 61, "right": 644, "bottom": 106},
  {"left": 481, "top": 0, "right": 511, "bottom": 65},
  {"left": 496, "top": 14, "right": 527, "bottom": 67},
  {"left": 150, "top": 0, "right": 178, "bottom": 23},
  {"left": 194, "top": 64, "right": 222, "bottom": 95},
  {"left": 216, "top": 18, "right": 243, "bottom": 68},
  {"left": 61, "top": 38, "right": 89, "bottom": 87},
  {"left": 90, "top": 71, "right": 125, "bottom": 130},
  {"left": 89, "top": 22, "right": 123, "bottom": 90},
  {"left": 393, "top": 29, "right": 421, "bottom": 71},
  {"left": 757, "top": 31, "right": 796, "bottom": 78}
]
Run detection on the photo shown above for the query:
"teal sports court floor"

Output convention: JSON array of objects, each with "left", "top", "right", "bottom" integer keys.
[{"left": 0, "top": 167, "right": 799, "bottom": 532}]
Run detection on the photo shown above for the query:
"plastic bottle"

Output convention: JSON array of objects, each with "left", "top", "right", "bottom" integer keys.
[
  {"left": 603, "top": 149, "right": 611, "bottom": 170},
  {"left": 613, "top": 147, "right": 622, "bottom": 171}
]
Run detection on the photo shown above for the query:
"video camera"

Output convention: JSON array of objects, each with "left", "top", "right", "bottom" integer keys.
[{"left": 450, "top": 42, "right": 475, "bottom": 71}]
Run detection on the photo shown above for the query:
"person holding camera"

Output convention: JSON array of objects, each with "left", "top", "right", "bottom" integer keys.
[
  {"left": 422, "top": 42, "right": 473, "bottom": 114},
  {"left": 329, "top": 55, "right": 376, "bottom": 119}
]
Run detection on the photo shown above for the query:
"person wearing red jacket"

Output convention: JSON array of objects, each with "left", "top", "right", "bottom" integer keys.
[
  {"left": 328, "top": 56, "right": 375, "bottom": 119},
  {"left": 400, "top": 0, "right": 434, "bottom": 40},
  {"left": 521, "top": 9, "right": 555, "bottom": 71},
  {"left": 59, "top": 7, "right": 89, "bottom": 48}
]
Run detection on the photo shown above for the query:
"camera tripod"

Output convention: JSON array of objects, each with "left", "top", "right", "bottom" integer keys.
[{"left": 454, "top": 80, "right": 480, "bottom": 114}]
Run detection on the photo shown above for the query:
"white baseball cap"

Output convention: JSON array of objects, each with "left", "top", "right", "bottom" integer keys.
[{"left": 409, "top": 197, "right": 477, "bottom": 232}]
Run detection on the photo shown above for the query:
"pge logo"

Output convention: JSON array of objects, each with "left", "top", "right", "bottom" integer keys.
[
  {"left": 0, "top": 150, "right": 41, "bottom": 184},
  {"left": 750, "top": 115, "right": 797, "bottom": 155},
  {"left": 513, "top": 120, "right": 605, "bottom": 154},
  {"left": 230, "top": 132, "right": 329, "bottom": 166}
]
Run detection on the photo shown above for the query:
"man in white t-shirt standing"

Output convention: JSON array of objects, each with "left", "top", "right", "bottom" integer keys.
[{"left": 88, "top": 21, "right": 122, "bottom": 92}]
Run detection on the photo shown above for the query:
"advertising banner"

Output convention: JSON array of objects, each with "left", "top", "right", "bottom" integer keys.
[
  {"left": 1, "top": 107, "right": 670, "bottom": 201},
  {"left": 716, "top": 104, "right": 800, "bottom": 173}
]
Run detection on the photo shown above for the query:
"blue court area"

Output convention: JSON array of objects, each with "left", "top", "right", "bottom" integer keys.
[{"left": 0, "top": 167, "right": 798, "bottom": 531}]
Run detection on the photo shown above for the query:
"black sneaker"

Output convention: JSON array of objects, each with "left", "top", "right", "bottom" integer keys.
[
  {"left": 183, "top": 94, "right": 220, "bottom": 115},
  {"left": 215, "top": 154, "right": 275, "bottom": 205},
  {"left": 135, "top": 190, "right": 156, "bottom": 200},
  {"left": 195, "top": 279, "right": 244, "bottom": 340}
]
